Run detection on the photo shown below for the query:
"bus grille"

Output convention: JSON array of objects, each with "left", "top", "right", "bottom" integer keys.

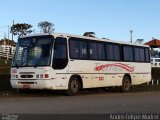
[{"left": 20, "top": 75, "right": 33, "bottom": 78}]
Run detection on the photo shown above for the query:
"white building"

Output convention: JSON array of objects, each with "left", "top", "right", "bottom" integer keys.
[{"left": 0, "top": 38, "right": 16, "bottom": 59}]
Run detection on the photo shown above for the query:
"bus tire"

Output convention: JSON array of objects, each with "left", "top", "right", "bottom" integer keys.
[
  {"left": 68, "top": 77, "right": 81, "bottom": 96},
  {"left": 121, "top": 75, "right": 131, "bottom": 92}
]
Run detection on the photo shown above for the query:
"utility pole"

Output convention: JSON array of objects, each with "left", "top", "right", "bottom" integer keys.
[
  {"left": 130, "top": 30, "right": 133, "bottom": 43},
  {"left": 12, "top": 20, "right": 14, "bottom": 41}
]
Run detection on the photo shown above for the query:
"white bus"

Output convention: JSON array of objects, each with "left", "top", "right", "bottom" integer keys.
[{"left": 10, "top": 33, "right": 151, "bottom": 96}]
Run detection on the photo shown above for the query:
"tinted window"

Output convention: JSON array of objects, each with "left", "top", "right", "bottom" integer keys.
[
  {"left": 123, "top": 46, "right": 133, "bottom": 61},
  {"left": 134, "top": 47, "right": 140, "bottom": 61},
  {"left": 70, "top": 39, "right": 79, "bottom": 59},
  {"left": 89, "top": 42, "right": 98, "bottom": 59},
  {"left": 134, "top": 47, "right": 146, "bottom": 62},
  {"left": 106, "top": 44, "right": 114, "bottom": 60},
  {"left": 145, "top": 48, "right": 150, "bottom": 62},
  {"left": 54, "top": 38, "right": 67, "bottom": 59},
  {"left": 69, "top": 38, "right": 88, "bottom": 59},
  {"left": 140, "top": 48, "right": 145, "bottom": 62},
  {"left": 97, "top": 43, "right": 105, "bottom": 60},
  {"left": 53, "top": 37, "right": 68, "bottom": 69},
  {"left": 114, "top": 45, "right": 120, "bottom": 60},
  {"left": 106, "top": 44, "right": 120, "bottom": 61},
  {"left": 79, "top": 41, "right": 88, "bottom": 59}
]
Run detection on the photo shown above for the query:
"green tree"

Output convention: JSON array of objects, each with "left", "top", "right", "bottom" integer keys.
[
  {"left": 10, "top": 23, "right": 33, "bottom": 37},
  {"left": 83, "top": 32, "right": 95, "bottom": 37},
  {"left": 38, "top": 21, "right": 55, "bottom": 33}
]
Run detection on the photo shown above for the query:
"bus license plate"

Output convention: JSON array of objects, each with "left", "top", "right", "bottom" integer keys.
[{"left": 23, "top": 84, "right": 30, "bottom": 89}]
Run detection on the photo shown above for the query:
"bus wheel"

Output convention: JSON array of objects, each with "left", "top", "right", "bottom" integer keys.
[
  {"left": 121, "top": 76, "right": 131, "bottom": 92},
  {"left": 68, "top": 77, "right": 81, "bottom": 96}
]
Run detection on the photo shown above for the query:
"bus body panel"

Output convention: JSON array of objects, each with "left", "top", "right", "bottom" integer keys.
[
  {"left": 10, "top": 33, "right": 151, "bottom": 92},
  {"left": 10, "top": 67, "right": 71, "bottom": 90},
  {"left": 67, "top": 60, "right": 151, "bottom": 88}
]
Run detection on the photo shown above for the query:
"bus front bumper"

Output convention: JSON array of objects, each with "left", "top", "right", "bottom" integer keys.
[{"left": 10, "top": 79, "right": 54, "bottom": 90}]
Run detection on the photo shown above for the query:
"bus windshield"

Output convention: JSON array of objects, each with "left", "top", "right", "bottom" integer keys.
[{"left": 12, "top": 36, "right": 53, "bottom": 67}]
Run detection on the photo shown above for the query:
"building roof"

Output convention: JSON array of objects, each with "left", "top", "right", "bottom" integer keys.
[
  {"left": 0, "top": 38, "right": 16, "bottom": 46},
  {"left": 144, "top": 39, "right": 160, "bottom": 48}
]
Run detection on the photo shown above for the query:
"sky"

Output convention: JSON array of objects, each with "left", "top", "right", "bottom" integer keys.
[{"left": 0, "top": 0, "right": 160, "bottom": 43}]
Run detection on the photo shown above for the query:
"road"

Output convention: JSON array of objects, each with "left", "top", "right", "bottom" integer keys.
[{"left": 0, "top": 91, "right": 160, "bottom": 114}]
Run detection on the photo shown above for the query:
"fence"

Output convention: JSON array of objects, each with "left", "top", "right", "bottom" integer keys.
[
  {"left": 148, "top": 80, "right": 160, "bottom": 85},
  {"left": 0, "top": 45, "right": 15, "bottom": 60},
  {"left": 151, "top": 58, "right": 160, "bottom": 67}
]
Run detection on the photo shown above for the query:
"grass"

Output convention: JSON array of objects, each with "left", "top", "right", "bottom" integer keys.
[
  {"left": 0, "top": 58, "right": 12, "bottom": 74},
  {"left": 0, "top": 57, "right": 12, "bottom": 65},
  {"left": 132, "top": 84, "right": 160, "bottom": 92},
  {"left": 0, "top": 74, "right": 11, "bottom": 91}
]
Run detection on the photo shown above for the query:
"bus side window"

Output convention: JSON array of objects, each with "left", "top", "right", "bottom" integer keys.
[
  {"left": 69, "top": 38, "right": 88, "bottom": 60},
  {"left": 106, "top": 43, "right": 121, "bottom": 61},
  {"left": 69, "top": 39, "right": 80, "bottom": 59},
  {"left": 134, "top": 47, "right": 146, "bottom": 62},
  {"left": 145, "top": 48, "right": 150, "bottom": 62},
  {"left": 52, "top": 37, "right": 68, "bottom": 69},
  {"left": 123, "top": 46, "right": 133, "bottom": 62},
  {"left": 89, "top": 42, "right": 98, "bottom": 60}
]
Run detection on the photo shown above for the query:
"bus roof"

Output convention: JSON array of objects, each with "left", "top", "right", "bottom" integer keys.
[{"left": 20, "top": 33, "right": 149, "bottom": 47}]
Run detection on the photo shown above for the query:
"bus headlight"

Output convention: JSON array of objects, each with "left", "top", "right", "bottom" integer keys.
[
  {"left": 36, "top": 75, "right": 39, "bottom": 78},
  {"left": 12, "top": 75, "right": 15, "bottom": 78},
  {"left": 16, "top": 75, "right": 18, "bottom": 78}
]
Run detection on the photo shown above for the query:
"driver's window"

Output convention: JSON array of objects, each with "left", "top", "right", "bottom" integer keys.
[{"left": 53, "top": 37, "right": 68, "bottom": 69}]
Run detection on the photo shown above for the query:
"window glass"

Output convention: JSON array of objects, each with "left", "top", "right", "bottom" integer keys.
[
  {"left": 134, "top": 47, "right": 148, "bottom": 62},
  {"left": 89, "top": 42, "right": 98, "bottom": 59},
  {"left": 113, "top": 45, "right": 120, "bottom": 60},
  {"left": 80, "top": 41, "right": 87, "bottom": 59},
  {"left": 134, "top": 47, "right": 140, "bottom": 61},
  {"left": 106, "top": 44, "right": 114, "bottom": 60},
  {"left": 145, "top": 48, "right": 150, "bottom": 62},
  {"left": 123, "top": 46, "right": 133, "bottom": 61},
  {"left": 140, "top": 48, "right": 145, "bottom": 62},
  {"left": 70, "top": 40, "right": 79, "bottom": 59},
  {"left": 69, "top": 38, "right": 88, "bottom": 59},
  {"left": 54, "top": 38, "right": 67, "bottom": 59},
  {"left": 12, "top": 36, "right": 53, "bottom": 67},
  {"left": 106, "top": 44, "right": 120, "bottom": 61},
  {"left": 53, "top": 37, "right": 68, "bottom": 69},
  {"left": 97, "top": 43, "right": 105, "bottom": 60}
]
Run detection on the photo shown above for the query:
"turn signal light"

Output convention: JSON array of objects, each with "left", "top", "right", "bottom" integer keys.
[
  {"left": 36, "top": 74, "right": 49, "bottom": 79},
  {"left": 40, "top": 74, "right": 43, "bottom": 78},
  {"left": 45, "top": 74, "right": 49, "bottom": 78}
]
